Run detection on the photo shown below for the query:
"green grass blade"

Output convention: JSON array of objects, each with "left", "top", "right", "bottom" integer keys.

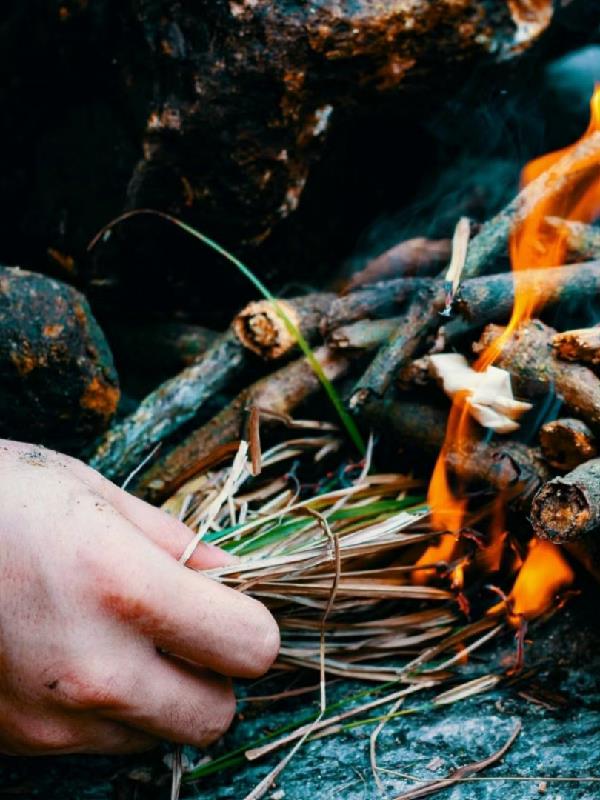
[{"left": 89, "top": 209, "right": 366, "bottom": 454}]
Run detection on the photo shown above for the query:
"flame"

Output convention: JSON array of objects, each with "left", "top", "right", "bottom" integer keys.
[
  {"left": 509, "top": 539, "right": 574, "bottom": 620},
  {"left": 477, "top": 84, "right": 600, "bottom": 370},
  {"left": 425, "top": 87, "right": 600, "bottom": 611}
]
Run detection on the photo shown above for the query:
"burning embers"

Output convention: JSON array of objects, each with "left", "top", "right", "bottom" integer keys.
[{"left": 427, "top": 87, "right": 600, "bottom": 621}]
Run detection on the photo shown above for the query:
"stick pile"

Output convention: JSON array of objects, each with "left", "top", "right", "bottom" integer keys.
[{"left": 87, "top": 155, "right": 600, "bottom": 797}]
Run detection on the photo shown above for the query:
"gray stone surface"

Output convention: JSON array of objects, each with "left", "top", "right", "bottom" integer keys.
[{"left": 1, "top": 600, "right": 599, "bottom": 799}]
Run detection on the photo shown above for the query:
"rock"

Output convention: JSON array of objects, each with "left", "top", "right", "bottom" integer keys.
[{"left": 0, "top": 267, "right": 119, "bottom": 453}]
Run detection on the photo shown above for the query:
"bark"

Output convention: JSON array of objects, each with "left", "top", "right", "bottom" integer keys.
[
  {"left": 455, "top": 261, "right": 600, "bottom": 325},
  {"left": 360, "top": 396, "right": 550, "bottom": 498},
  {"left": 545, "top": 217, "right": 600, "bottom": 262},
  {"left": 327, "top": 318, "right": 402, "bottom": 351},
  {"left": 539, "top": 418, "right": 597, "bottom": 471},
  {"left": 320, "top": 278, "right": 432, "bottom": 335},
  {"left": 135, "top": 346, "right": 350, "bottom": 502},
  {"left": 2, "top": 0, "right": 586, "bottom": 317},
  {"left": 531, "top": 459, "right": 600, "bottom": 542},
  {"left": 89, "top": 329, "right": 245, "bottom": 481},
  {"left": 474, "top": 320, "right": 600, "bottom": 432},
  {"left": 0, "top": 267, "right": 119, "bottom": 453},
  {"left": 233, "top": 294, "right": 335, "bottom": 359},
  {"left": 349, "top": 283, "right": 447, "bottom": 404},
  {"left": 343, "top": 238, "right": 451, "bottom": 292},
  {"left": 461, "top": 131, "right": 600, "bottom": 279},
  {"left": 552, "top": 326, "right": 600, "bottom": 365}
]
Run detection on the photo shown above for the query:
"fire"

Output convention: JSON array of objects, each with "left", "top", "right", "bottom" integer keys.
[
  {"left": 426, "top": 87, "right": 600, "bottom": 617},
  {"left": 508, "top": 539, "right": 574, "bottom": 620}
]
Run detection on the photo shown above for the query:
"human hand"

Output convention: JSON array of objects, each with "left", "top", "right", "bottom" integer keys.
[{"left": 0, "top": 440, "right": 279, "bottom": 755}]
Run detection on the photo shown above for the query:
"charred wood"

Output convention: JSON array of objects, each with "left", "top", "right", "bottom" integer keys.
[{"left": 539, "top": 418, "right": 597, "bottom": 471}]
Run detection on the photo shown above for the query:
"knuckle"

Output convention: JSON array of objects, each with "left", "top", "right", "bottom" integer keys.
[{"left": 57, "top": 664, "right": 123, "bottom": 711}]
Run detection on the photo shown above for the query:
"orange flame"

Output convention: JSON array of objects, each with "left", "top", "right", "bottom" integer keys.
[
  {"left": 426, "top": 87, "right": 600, "bottom": 612},
  {"left": 508, "top": 539, "right": 574, "bottom": 620},
  {"left": 478, "top": 84, "right": 600, "bottom": 370}
]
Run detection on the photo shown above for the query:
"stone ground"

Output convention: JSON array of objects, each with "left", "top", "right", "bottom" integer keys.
[{"left": 2, "top": 594, "right": 600, "bottom": 800}]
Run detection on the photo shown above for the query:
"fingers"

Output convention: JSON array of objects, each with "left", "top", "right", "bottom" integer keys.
[
  {"left": 67, "top": 456, "right": 234, "bottom": 569},
  {"left": 65, "top": 719, "right": 158, "bottom": 755},
  {"left": 98, "top": 517, "right": 279, "bottom": 678},
  {"left": 0, "top": 710, "right": 157, "bottom": 756},
  {"left": 102, "top": 654, "right": 237, "bottom": 747}
]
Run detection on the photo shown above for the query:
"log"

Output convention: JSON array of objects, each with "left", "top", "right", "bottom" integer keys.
[
  {"left": 321, "top": 262, "right": 600, "bottom": 345},
  {"left": 0, "top": 266, "right": 119, "bottom": 453},
  {"left": 349, "top": 283, "right": 447, "bottom": 404},
  {"left": 531, "top": 459, "right": 600, "bottom": 542},
  {"left": 343, "top": 238, "right": 451, "bottom": 291},
  {"left": 3, "top": 0, "right": 571, "bottom": 300},
  {"left": 135, "top": 346, "right": 351, "bottom": 502},
  {"left": 89, "top": 329, "right": 245, "bottom": 482},
  {"left": 531, "top": 459, "right": 600, "bottom": 583},
  {"left": 552, "top": 326, "right": 600, "bottom": 365},
  {"left": 544, "top": 217, "right": 600, "bottom": 262},
  {"left": 539, "top": 418, "right": 597, "bottom": 471},
  {"left": 320, "top": 278, "right": 432, "bottom": 334},
  {"left": 461, "top": 131, "right": 600, "bottom": 279},
  {"left": 233, "top": 294, "right": 335, "bottom": 359},
  {"left": 327, "top": 318, "right": 402, "bottom": 351},
  {"left": 360, "top": 396, "right": 550, "bottom": 498},
  {"left": 473, "top": 320, "right": 600, "bottom": 431},
  {"left": 455, "top": 261, "right": 600, "bottom": 325}
]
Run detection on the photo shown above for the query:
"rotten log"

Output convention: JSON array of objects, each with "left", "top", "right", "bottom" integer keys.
[
  {"left": 552, "top": 326, "right": 600, "bottom": 365},
  {"left": 545, "top": 217, "right": 600, "bottom": 262},
  {"left": 360, "top": 396, "right": 550, "bottom": 499},
  {"left": 461, "top": 131, "right": 600, "bottom": 279},
  {"left": 343, "top": 238, "right": 451, "bottom": 291},
  {"left": 89, "top": 329, "right": 245, "bottom": 482},
  {"left": 0, "top": 266, "right": 119, "bottom": 453},
  {"left": 3, "top": 0, "right": 573, "bottom": 309},
  {"left": 539, "top": 418, "right": 597, "bottom": 471},
  {"left": 233, "top": 293, "right": 335, "bottom": 359},
  {"left": 474, "top": 320, "right": 600, "bottom": 431},
  {"left": 135, "top": 346, "right": 351, "bottom": 502}
]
